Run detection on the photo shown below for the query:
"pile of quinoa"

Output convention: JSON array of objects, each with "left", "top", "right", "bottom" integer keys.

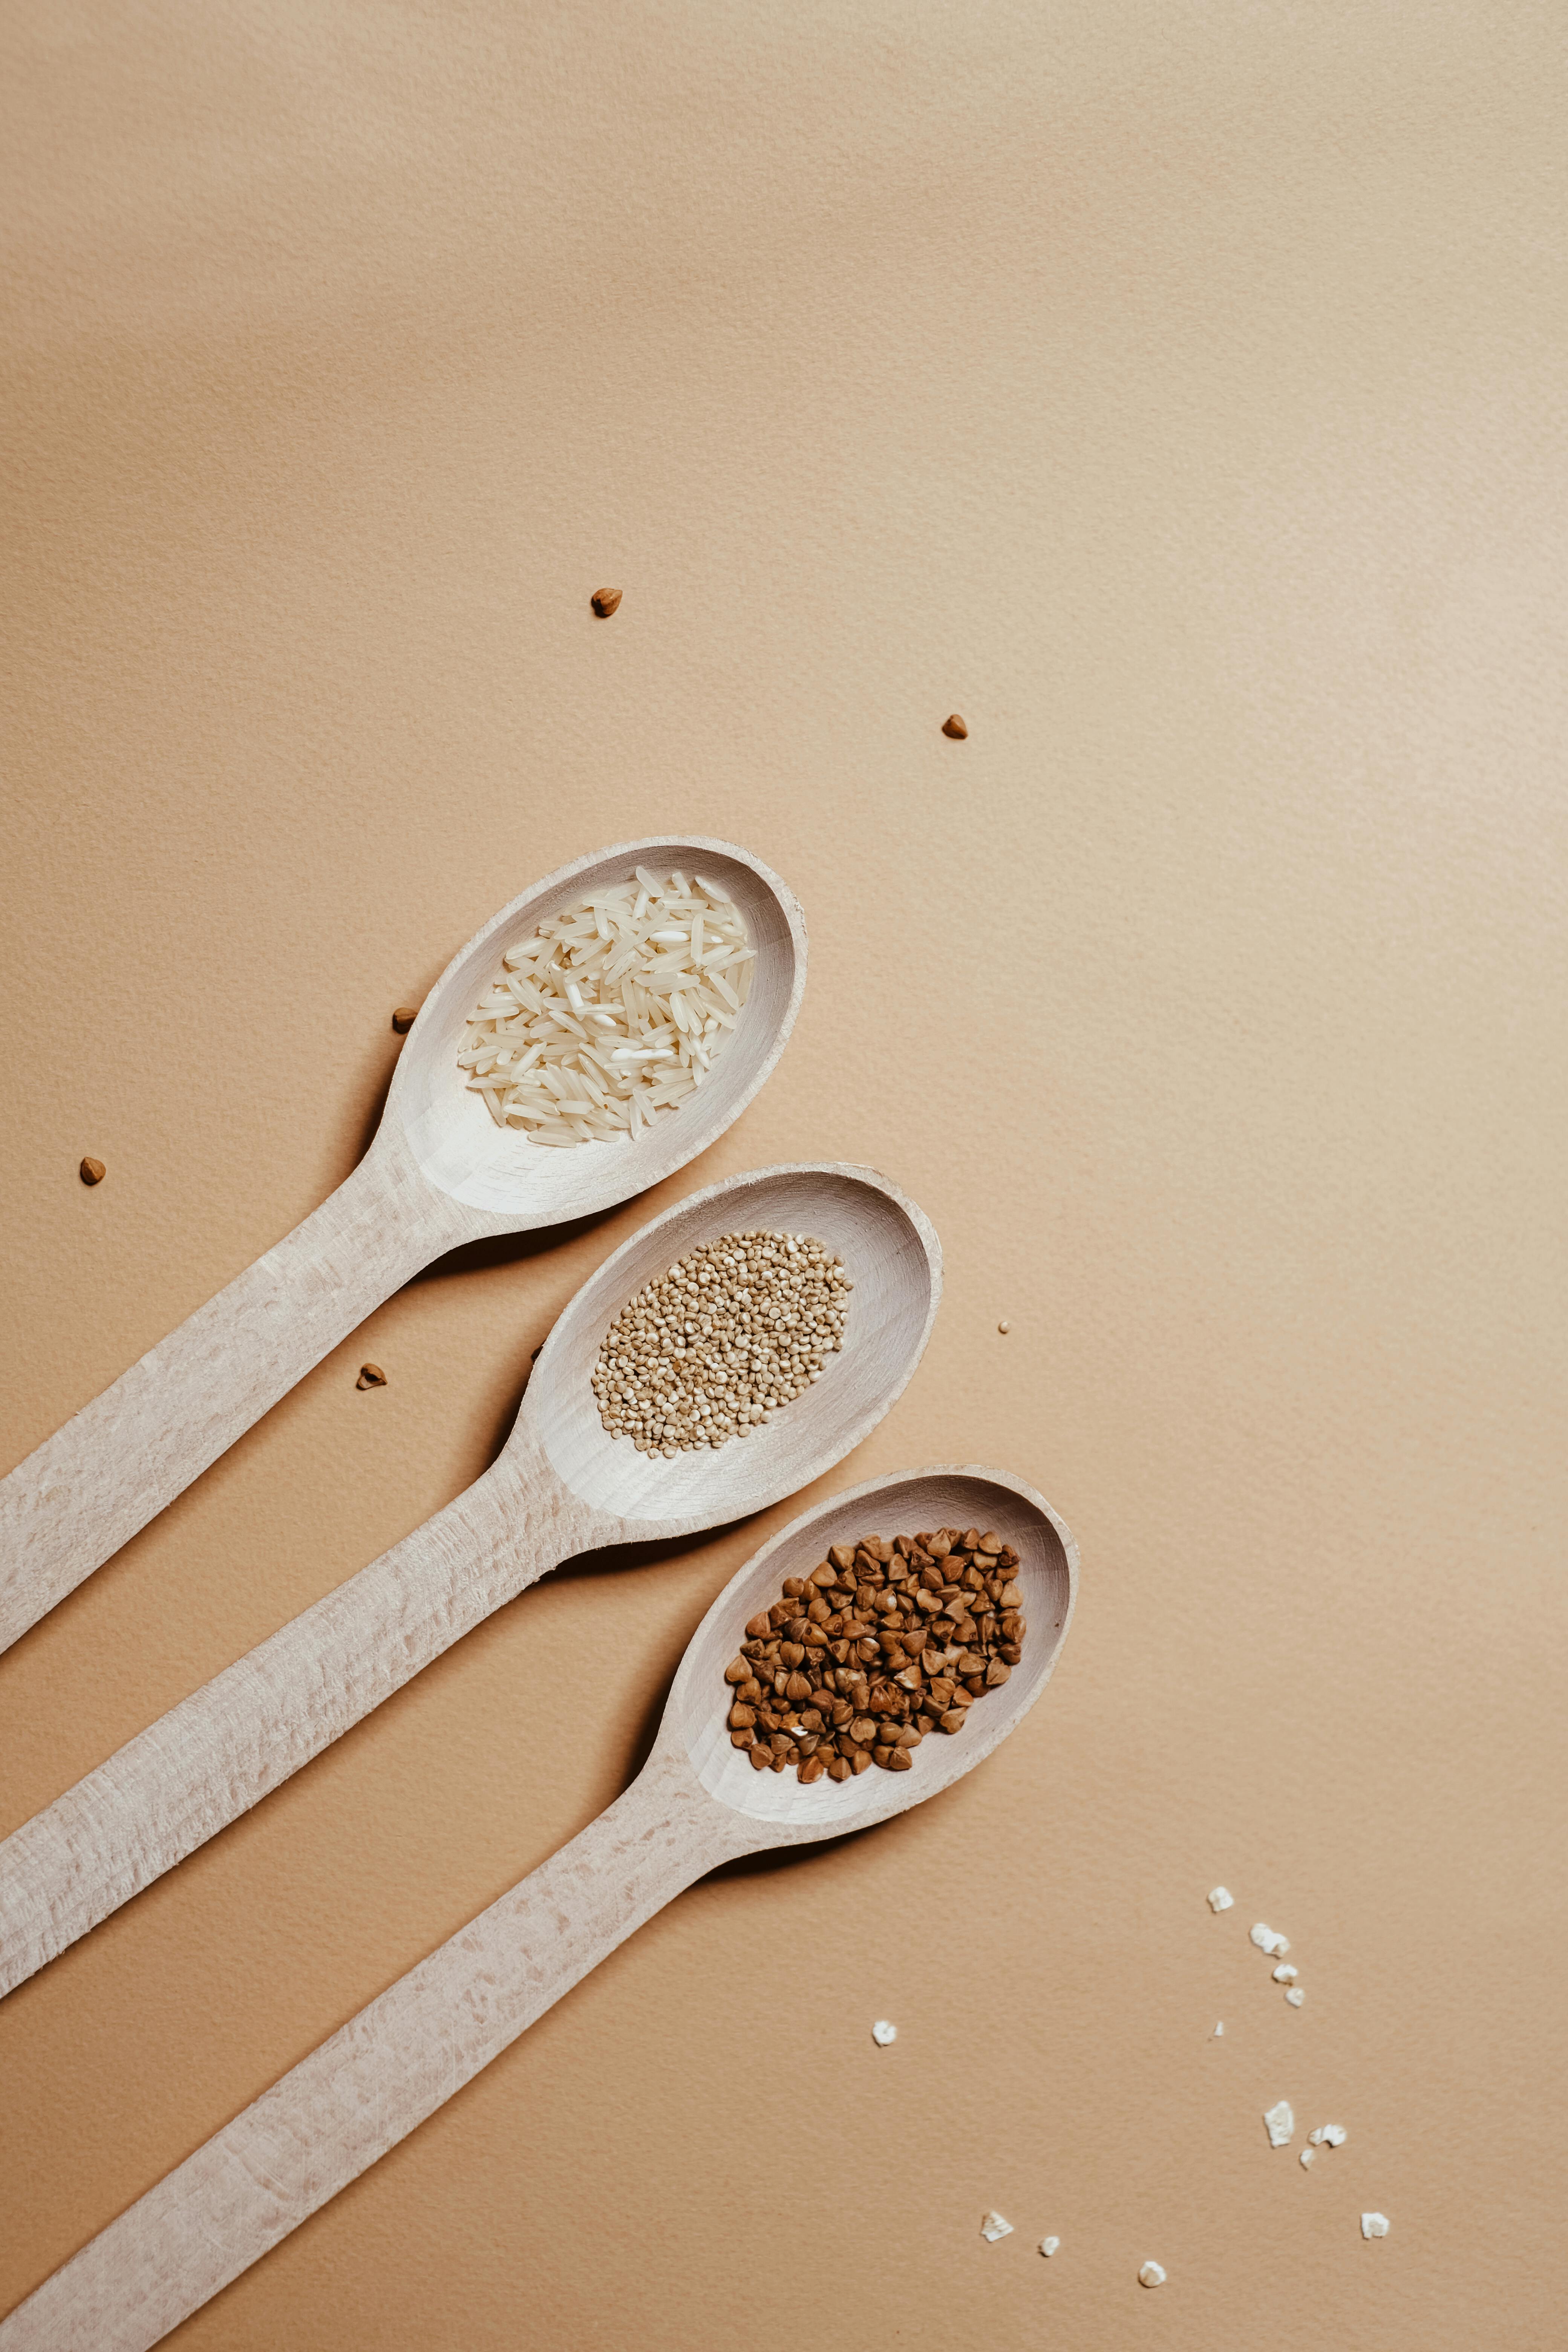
[{"left": 592, "top": 1231, "right": 851, "bottom": 1456}]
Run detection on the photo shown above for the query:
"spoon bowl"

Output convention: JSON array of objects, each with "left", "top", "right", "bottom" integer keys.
[
  {"left": 670, "top": 1464, "right": 1076, "bottom": 1830},
  {"left": 1, "top": 1462, "right": 1075, "bottom": 2352},
  {"left": 527, "top": 1162, "right": 940, "bottom": 1528},
  {"left": 390, "top": 836, "right": 805, "bottom": 1218}
]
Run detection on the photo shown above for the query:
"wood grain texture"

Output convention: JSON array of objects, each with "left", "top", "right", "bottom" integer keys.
[
  {"left": 0, "top": 1442, "right": 603, "bottom": 1995},
  {"left": 0, "top": 1467, "right": 1076, "bottom": 2352},
  {"left": 0, "top": 1752, "right": 751, "bottom": 2352},
  {"left": 0, "top": 1152, "right": 463, "bottom": 1655},
  {"left": 0, "top": 835, "right": 807, "bottom": 1655},
  {"left": 0, "top": 1163, "right": 940, "bottom": 1999}
]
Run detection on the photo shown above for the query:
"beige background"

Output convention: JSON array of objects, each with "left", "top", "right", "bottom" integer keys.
[{"left": 2, "top": 2, "right": 1564, "bottom": 2344}]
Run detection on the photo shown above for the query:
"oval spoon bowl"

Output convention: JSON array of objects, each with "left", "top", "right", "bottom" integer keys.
[
  {"left": 526, "top": 1161, "right": 941, "bottom": 1530},
  {"left": 667, "top": 1464, "right": 1077, "bottom": 1828},
  {"left": 390, "top": 835, "right": 806, "bottom": 1218}
]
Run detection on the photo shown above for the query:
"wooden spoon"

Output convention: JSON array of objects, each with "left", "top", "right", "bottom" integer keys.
[
  {"left": 0, "top": 1161, "right": 939, "bottom": 1998},
  {"left": 0, "top": 836, "right": 807, "bottom": 1654},
  {"left": 0, "top": 1465, "right": 1075, "bottom": 2352}
]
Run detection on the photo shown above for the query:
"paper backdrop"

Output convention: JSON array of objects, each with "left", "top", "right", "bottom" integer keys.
[{"left": 2, "top": 3, "right": 1563, "bottom": 2345}]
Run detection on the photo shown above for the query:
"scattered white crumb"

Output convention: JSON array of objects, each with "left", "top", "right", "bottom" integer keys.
[
  {"left": 1300, "top": 2148, "right": 1316, "bottom": 2168},
  {"left": 1207, "top": 1886, "right": 1234, "bottom": 1912},
  {"left": 1323, "top": 2124, "right": 1347, "bottom": 2147},
  {"left": 1273, "top": 1963, "right": 1298, "bottom": 1982},
  {"left": 1309, "top": 2127, "right": 1326, "bottom": 2145},
  {"left": 871, "top": 2020, "right": 897, "bottom": 2046},
  {"left": 1039, "top": 2236, "right": 1060, "bottom": 2258},
  {"left": 981, "top": 2211, "right": 1014, "bottom": 2242},
  {"left": 1361, "top": 2212, "right": 1390, "bottom": 2240},
  {"left": 1285, "top": 1986, "right": 1305, "bottom": 2007},
  {"left": 1213, "top": 2021, "right": 1225, "bottom": 2037},
  {"left": 1138, "top": 2261, "right": 1167, "bottom": 2288},
  {"left": 1250, "top": 1923, "right": 1290, "bottom": 1957},
  {"left": 1265, "top": 2099, "right": 1295, "bottom": 2148}
]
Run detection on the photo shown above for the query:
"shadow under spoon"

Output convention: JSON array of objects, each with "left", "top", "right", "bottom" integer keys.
[
  {"left": 0, "top": 1464, "right": 1075, "bottom": 2352},
  {"left": 0, "top": 835, "right": 807, "bottom": 1653},
  {"left": 0, "top": 1161, "right": 940, "bottom": 1999}
]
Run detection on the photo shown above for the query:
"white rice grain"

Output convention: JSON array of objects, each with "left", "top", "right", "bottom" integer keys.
[{"left": 459, "top": 872, "right": 753, "bottom": 1148}]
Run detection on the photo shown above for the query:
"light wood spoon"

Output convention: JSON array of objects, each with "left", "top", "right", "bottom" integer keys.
[
  {"left": 0, "top": 1464, "right": 1076, "bottom": 2352},
  {"left": 0, "top": 1161, "right": 940, "bottom": 1998},
  {"left": 0, "top": 835, "right": 807, "bottom": 1654}
]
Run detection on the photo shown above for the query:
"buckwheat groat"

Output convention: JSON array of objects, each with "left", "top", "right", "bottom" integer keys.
[{"left": 721, "top": 1525, "right": 1025, "bottom": 1781}]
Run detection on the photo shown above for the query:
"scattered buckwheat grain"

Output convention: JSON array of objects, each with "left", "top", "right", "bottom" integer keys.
[
  {"left": 721, "top": 1524, "right": 1025, "bottom": 1781},
  {"left": 594, "top": 1230, "right": 850, "bottom": 1455}
]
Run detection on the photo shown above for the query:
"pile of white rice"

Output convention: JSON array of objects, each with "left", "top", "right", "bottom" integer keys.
[{"left": 457, "top": 867, "right": 755, "bottom": 1145}]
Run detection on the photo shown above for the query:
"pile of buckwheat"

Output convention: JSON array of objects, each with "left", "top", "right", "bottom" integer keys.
[
  {"left": 723, "top": 1527, "right": 1025, "bottom": 1782},
  {"left": 592, "top": 1230, "right": 851, "bottom": 1455}
]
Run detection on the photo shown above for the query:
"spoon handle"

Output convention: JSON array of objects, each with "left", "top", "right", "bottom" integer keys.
[
  {"left": 0, "top": 1446, "right": 602, "bottom": 1998},
  {"left": 0, "top": 1150, "right": 479, "bottom": 1655},
  {"left": 0, "top": 1752, "right": 752, "bottom": 2352}
]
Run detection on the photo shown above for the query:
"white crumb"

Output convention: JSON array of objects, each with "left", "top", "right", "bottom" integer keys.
[
  {"left": 1207, "top": 1886, "right": 1234, "bottom": 1912},
  {"left": 981, "top": 2211, "right": 1014, "bottom": 2242},
  {"left": 871, "top": 2020, "right": 897, "bottom": 2046},
  {"left": 1273, "top": 1963, "right": 1298, "bottom": 1981},
  {"left": 1138, "top": 2261, "right": 1167, "bottom": 2288},
  {"left": 1300, "top": 2147, "right": 1316, "bottom": 2168},
  {"left": 1250, "top": 1923, "right": 1290, "bottom": 1957},
  {"left": 1361, "top": 2212, "right": 1390, "bottom": 2239},
  {"left": 1039, "top": 2236, "right": 1060, "bottom": 2258},
  {"left": 1309, "top": 2127, "right": 1326, "bottom": 2145},
  {"left": 1323, "top": 2124, "right": 1347, "bottom": 2146},
  {"left": 1265, "top": 2099, "right": 1295, "bottom": 2148},
  {"left": 1285, "top": 1986, "right": 1305, "bottom": 2006},
  {"left": 1213, "top": 2021, "right": 1225, "bottom": 2037}
]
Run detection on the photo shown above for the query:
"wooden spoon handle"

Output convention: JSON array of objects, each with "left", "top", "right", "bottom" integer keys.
[
  {"left": 0, "top": 1755, "right": 747, "bottom": 2352},
  {"left": 0, "top": 1150, "right": 477, "bottom": 1655},
  {"left": 0, "top": 1449, "right": 601, "bottom": 1998}
]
